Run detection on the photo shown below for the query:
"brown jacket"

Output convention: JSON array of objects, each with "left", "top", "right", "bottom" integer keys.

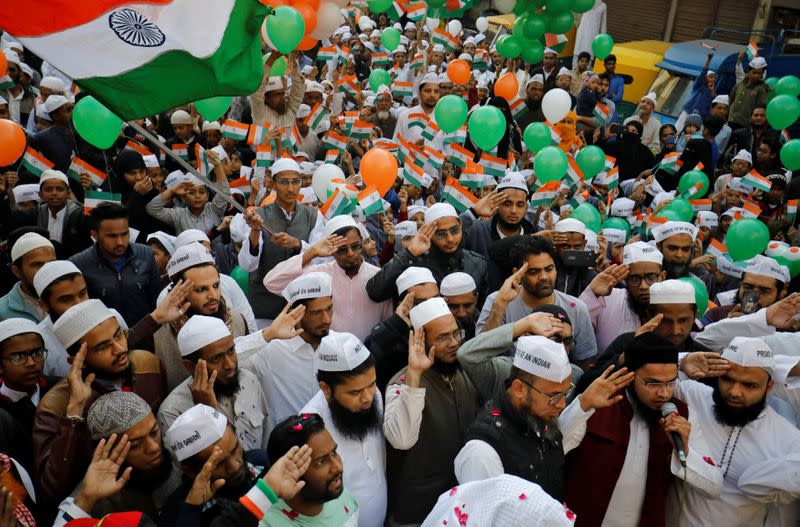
[{"left": 32, "top": 350, "right": 165, "bottom": 506}]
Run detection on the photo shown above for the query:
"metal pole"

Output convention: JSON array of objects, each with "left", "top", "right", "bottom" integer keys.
[{"left": 126, "top": 120, "right": 275, "bottom": 236}]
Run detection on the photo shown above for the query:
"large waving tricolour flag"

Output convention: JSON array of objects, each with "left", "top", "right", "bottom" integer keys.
[{"left": 0, "top": 0, "right": 270, "bottom": 120}]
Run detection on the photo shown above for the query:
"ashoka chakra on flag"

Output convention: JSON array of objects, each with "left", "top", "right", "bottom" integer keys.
[{"left": 108, "top": 8, "right": 166, "bottom": 47}]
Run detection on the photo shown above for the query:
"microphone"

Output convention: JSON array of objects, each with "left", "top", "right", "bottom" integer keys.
[{"left": 661, "top": 402, "right": 687, "bottom": 467}]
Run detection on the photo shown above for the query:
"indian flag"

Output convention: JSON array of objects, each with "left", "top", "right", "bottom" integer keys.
[
  {"left": 595, "top": 166, "right": 619, "bottom": 189},
  {"left": 305, "top": 103, "right": 329, "bottom": 130},
  {"left": 509, "top": 96, "right": 527, "bottom": 118},
  {"left": 604, "top": 155, "right": 616, "bottom": 172},
  {"left": 246, "top": 124, "right": 267, "bottom": 146},
  {"left": 323, "top": 130, "right": 349, "bottom": 152},
  {"left": 408, "top": 112, "right": 430, "bottom": 129},
  {"left": 449, "top": 144, "right": 473, "bottom": 168},
  {"left": 410, "top": 53, "right": 425, "bottom": 70},
  {"left": 320, "top": 188, "right": 353, "bottom": 219},
  {"left": 317, "top": 46, "right": 337, "bottom": 62},
  {"left": 459, "top": 162, "right": 485, "bottom": 189},
  {"left": 338, "top": 111, "right": 358, "bottom": 132},
  {"left": 386, "top": 1, "right": 404, "bottom": 21},
  {"left": 741, "top": 169, "right": 771, "bottom": 192},
  {"left": 781, "top": 130, "right": 791, "bottom": 143},
  {"left": 255, "top": 145, "right": 273, "bottom": 167},
  {"left": 658, "top": 152, "right": 681, "bottom": 174},
  {"left": 432, "top": 29, "right": 456, "bottom": 52},
  {"left": 406, "top": 2, "right": 426, "bottom": 20},
  {"left": 124, "top": 140, "right": 151, "bottom": 156},
  {"left": 746, "top": 40, "right": 758, "bottom": 60},
  {"left": 529, "top": 181, "right": 560, "bottom": 207},
  {"left": 341, "top": 5, "right": 359, "bottom": 19},
  {"left": 442, "top": 178, "right": 478, "bottom": 213},
  {"left": 171, "top": 143, "right": 189, "bottom": 161},
  {"left": 229, "top": 175, "right": 251, "bottom": 194},
  {"left": 544, "top": 33, "right": 568, "bottom": 48},
  {"left": 281, "top": 126, "right": 300, "bottom": 152},
  {"left": 741, "top": 200, "right": 762, "bottom": 219},
  {"left": 404, "top": 162, "right": 431, "bottom": 188},
  {"left": 689, "top": 199, "right": 712, "bottom": 212},
  {"left": 21, "top": 147, "right": 54, "bottom": 177},
  {"left": 83, "top": 191, "right": 122, "bottom": 214},
  {"left": 358, "top": 186, "right": 384, "bottom": 215},
  {"left": 0, "top": 75, "right": 14, "bottom": 90},
  {"left": 195, "top": 144, "right": 211, "bottom": 178},
  {"left": 425, "top": 146, "right": 444, "bottom": 169},
  {"left": 593, "top": 102, "right": 610, "bottom": 123},
  {"left": 373, "top": 139, "right": 399, "bottom": 154},
  {"left": 396, "top": 134, "right": 411, "bottom": 163},
  {"left": 349, "top": 120, "right": 373, "bottom": 140},
  {"left": 222, "top": 120, "right": 249, "bottom": 141},
  {"left": 67, "top": 158, "right": 107, "bottom": 187},
  {"left": 706, "top": 238, "right": 728, "bottom": 258},
  {"left": 337, "top": 46, "right": 351, "bottom": 64},
  {"left": 371, "top": 52, "right": 390, "bottom": 67},
  {"left": 680, "top": 182, "right": 704, "bottom": 199},
  {"left": 565, "top": 156, "right": 584, "bottom": 189},
  {"left": 1, "top": 1, "right": 270, "bottom": 120},
  {"left": 445, "top": 0, "right": 466, "bottom": 11},
  {"left": 544, "top": 121, "right": 561, "bottom": 144},
  {"left": 337, "top": 78, "right": 362, "bottom": 97},
  {"left": 570, "top": 190, "right": 589, "bottom": 209},
  {"left": 324, "top": 149, "right": 339, "bottom": 163},
  {"left": 479, "top": 153, "right": 506, "bottom": 177},
  {"left": 786, "top": 200, "right": 797, "bottom": 221},
  {"left": 444, "top": 126, "right": 467, "bottom": 146},
  {"left": 421, "top": 120, "right": 441, "bottom": 142}
]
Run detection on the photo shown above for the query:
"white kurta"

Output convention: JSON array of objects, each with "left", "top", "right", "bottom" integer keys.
[
  {"left": 572, "top": 1, "right": 608, "bottom": 68},
  {"left": 669, "top": 378, "right": 800, "bottom": 527},
  {"left": 302, "top": 390, "right": 387, "bottom": 527}
]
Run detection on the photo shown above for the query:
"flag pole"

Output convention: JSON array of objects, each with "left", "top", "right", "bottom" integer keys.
[{"left": 126, "top": 120, "right": 275, "bottom": 236}]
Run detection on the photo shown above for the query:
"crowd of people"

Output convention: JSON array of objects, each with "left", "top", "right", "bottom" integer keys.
[{"left": 0, "top": 3, "right": 799, "bottom": 526}]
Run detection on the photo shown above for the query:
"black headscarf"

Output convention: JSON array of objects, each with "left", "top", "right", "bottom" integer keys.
[{"left": 110, "top": 149, "right": 146, "bottom": 199}]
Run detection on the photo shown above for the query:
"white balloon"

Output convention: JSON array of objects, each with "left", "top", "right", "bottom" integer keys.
[
  {"left": 447, "top": 20, "right": 462, "bottom": 37},
  {"left": 312, "top": 164, "right": 345, "bottom": 202},
  {"left": 310, "top": 2, "right": 345, "bottom": 41},
  {"left": 425, "top": 17, "right": 440, "bottom": 32},
  {"left": 476, "top": 17, "right": 489, "bottom": 33},
  {"left": 494, "top": 0, "right": 515, "bottom": 14},
  {"left": 542, "top": 88, "right": 572, "bottom": 124},
  {"left": 261, "top": 18, "right": 276, "bottom": 51}
]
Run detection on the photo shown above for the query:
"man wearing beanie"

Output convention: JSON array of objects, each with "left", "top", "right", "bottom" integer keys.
[
  {"left": 562, "top": 332, "right": 722, "bottom": 526},
  {"left": 32, "top": 299, "right": 165, "bottom": 505},
  {"left": 0, "top": 231, "right": 55, "bottom": 321}
]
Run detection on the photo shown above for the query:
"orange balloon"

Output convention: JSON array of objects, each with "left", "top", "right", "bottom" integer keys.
[
  {"left": 294, "top": 0, "right": 320, "bottom": 10},
  {"left": 259, "top": 0, "right": 288, "bottom": 5},
  {"left": 293, "top": 2, "right": 318, "bottom": 34},
  {"left": 0, "top": 119, "right": 26, "bottom": 166},
  {"left": 0, "top": 53, "right": 6, "bottom": 78},
  {"left": 297, "top": 35, "right": 318, "bottom": 51},
  {"left": 447, "top": 59, "right": 471, "bottom": 85},
  {"left": 494, "top": 72, "right": 519, "bottom": 101},
  {"left": 360, "top": 149, "right": 398, "bottom": 196}
]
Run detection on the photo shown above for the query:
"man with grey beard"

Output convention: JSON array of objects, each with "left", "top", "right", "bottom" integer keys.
[{"left": 367, "top": 88, "right": 397, "bottom": 139}]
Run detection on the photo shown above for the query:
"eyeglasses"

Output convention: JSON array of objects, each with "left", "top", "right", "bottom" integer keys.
[
  {"left": 275, "top": 178, "right": 302, "bottom": 186},
  {"left": 89, "top": 328, "right": 128, "bottom": 355},
  {"left": 636, "top": 375, "right": 678, "bottom": 391},
  {"left": 432, "top": 225, "right": 461, "bottom": 240},
  {"left": 519, "top": 379, "right": 575, "bottom": 406},
  {"left": 627, "top": 273, "right": 661, "bottom": 287},
  {"left": 4, "top": 347, "right": 47, "bottom": 366},
  {"left": 336, "top": 242, "right": 362, "bottom": 255},
  {"left": 433, "top": 329, "right": 465, "bottom": 346}
]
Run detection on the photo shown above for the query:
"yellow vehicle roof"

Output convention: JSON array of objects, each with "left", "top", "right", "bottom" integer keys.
[
  {"left": 486, "top": 14, "right": 516, "bottom": 30},
  {"left": 608, "top": 40, "right": 672, "bottom": 71}
]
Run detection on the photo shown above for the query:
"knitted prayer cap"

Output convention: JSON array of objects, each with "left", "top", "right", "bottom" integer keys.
[{"left": 87, "top": 391, "right": 152, "bottom": 440}]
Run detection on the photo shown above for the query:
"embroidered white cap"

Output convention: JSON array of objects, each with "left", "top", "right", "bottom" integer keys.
[
  {"left": 497, "top": 172, "right": 529, "bottom": 193},
  {"left": 0, "top": 318, "right": 41, "bottom": 344},
  {"left": 11, "top": 232, "right": 53, "bottom": 262},
  {"left": 39, "top": 169, "right": 69, "bottom": 187},
  {"left": 323, "top": 215, "right": 358, "bottom": 238},
  {"left": 425, "top": 203, "right": 458, "bottom": 224},
  {"left": 554, "top": 218, "right": 586, "bottom": 235},
  {"left": 648, "top": 279, "right": 695, "bottom": 304},
  {"left": 396, "top": 266, "right": 437, "bottom": 294},
  {"left": 53, "top": 299, "right": 115, "bottom": 348},
  {"left": 440, "top": 272, "right": 477, "bottom": 296},
  {"left": 410, "top": 297, "right": 452, "bottom": 328},
  {"left": 147, "top": 231, "right": 177, "bottom": 256},
  {"left": 177, "top": 315, "right": 231, "bottom": 357},
  {"left": 33, "top": 260, "right": 81, "bottom": 297}
]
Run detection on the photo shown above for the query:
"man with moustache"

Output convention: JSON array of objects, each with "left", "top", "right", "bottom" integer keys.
[
  {"left": 383, "top": 298, "right": 481, "bottom": 527},
  {"left": 241, "top": 272, "right": 336, "bottom": 429},
  {"left": 33, "top": 299, "right": 165, "bottom": 505},
  {"left": 562, "top": 332, "right": 722, "bottom": 526},
  {"left": 579, "top": 241, "right": 666, "bottom": 354},
  {"left": 672, "top": 337, "right": 800, "bottom": 526},
  {"left": 250, "top": 54, "right": 306, "bottom": 129},
  {"left": 157, "top": 314, "right": 270, "bottom": 452},
  {"left": 154, "top": 243, "right": 250, "bottom": 390},
  {"left": 652, "top": 221, "right": 715, "bottom": 293},
  {"left": 392, "top": 73, "right": 440, "bottom": 144},
  {"left": 440, "top": 272, "right": 480, "bottom": 341},
  {"left": 517, "top": 75, "right": 546, "bottom": 130},
  {"left": 367, "top": 87, "right": 398, "bottom": 139},
  {"left": 301, "top": 332, "right": 386, "bottom": 527},
  {"left": 551, "top": 218, "right": 598, "bottom": 298}
]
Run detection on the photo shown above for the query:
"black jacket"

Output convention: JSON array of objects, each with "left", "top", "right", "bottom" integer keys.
[
  {"left": 1, "top": 200, "right": 92, "bottom": 258},
  {"left": 365, "top": 313, "right": 411, "bottom": 391}
]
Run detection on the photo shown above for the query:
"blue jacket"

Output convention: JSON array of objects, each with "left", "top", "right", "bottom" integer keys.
[
  {"left": 69, "top": 242, "right": 162, "bottom": 325},
  {"left": 682, "top": 68, "right": 714, "bottom": 118},
  {"left": 0, "top": 282, "right": 41, "bottom": 322}
]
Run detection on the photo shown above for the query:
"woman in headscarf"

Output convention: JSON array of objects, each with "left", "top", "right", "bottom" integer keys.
[
  {"left": 109, "top": 149, "right": 172, "bottom": 239},
  {"left": 556, "top": 111, "right": 584, "bottom": 155},
  {"left": 464, "top": 96, "right": 523, "bottom": 161}
]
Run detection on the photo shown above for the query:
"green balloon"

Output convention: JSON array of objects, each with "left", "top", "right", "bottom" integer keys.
[
  {"left": 545, "top": 0, "right": 572, "bottom": 13},
  {"left": 678, "top": 276, "right": 709, "bottom": 315},
  {"left": 534, "top": 146, "right": 568, "bottom": 183},
  {"left": 521, "top": 41, "right": 544, "bottom": 65},
  {"left": 368, "top": 69, "right": 391, "bottom": 92},
  {"left": 435, "top": 95, "right": 468, "bottom": 134},
  {"left": 766, "top": 94, "right": 800, "bottom": 131},
  {"left": 194, "top": 96, "right": 232, "bottom": 122},
  {"left": 571, "top": 203, "right": 601, "bottom": 233},
  {"left": 669, "top": 198, "right": 694, "bottom": 222},
  {"left": 468, "top": 106, "right": 507, "bottom": 151},
  {"left": 678, "top": 169, "right": 710, "bottom": 198},
  {"left": 765, "top": 77, "right": 778, "bottom": 102},
  {"left": 546, "top": 11, "right": 574, "bottom": 35},
  {"left": 781, "top": 139, "right": 800, "bottom": 171},
  {"left": 523, "top": 122, "right": 552, "bottom": 154},
  {"left": 571, "top": 0, "right": 596, "bottom": 12},
  {"left": 428, "top": 0, "right": 445, "bottom": 7},
  {"left": 381, "top": 28, "right": 401, "bottom": 52},
  {"left": 265, "top": 6, "right": 305, "bottom": 54},
  {"left": 575, "top": 146, "right": 605, "bottom": 178},
  {"left": 496, "top": 34, "right": 523, "bottom": 59},
  {"left": 776, "top": 75, "right": 800, "bottom": 97},
  {"left": 726, "top": 218, "right": 770, "bottom": 261},
  {"left": 653, "top": 207, "right": 682, "bottom": 224},
  {"left": 72, "top": 96, "right": 123, "bottom": 150},
  {"left": 513, "top": 0, "right": 532, "bottom": 16},
  {"left": 230, "top": 266, "right": 249, "bottom": 295},
  {"left": 270, "top": 56, "right": 287, "bottom": 77},
  {"left": 591, "top": 33, "right": 614, "bottom": 60},
  {"left": 367, "top": 0, "right": 393, "bottom": 13},
  {"left": 523, "top": 13, "right": 547, "bottom": 40},
  {"left": 602, "top": 216, "right": 631, "bottom": 240}
]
